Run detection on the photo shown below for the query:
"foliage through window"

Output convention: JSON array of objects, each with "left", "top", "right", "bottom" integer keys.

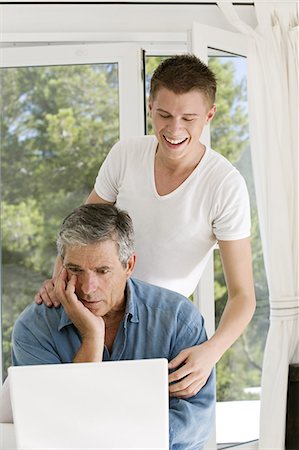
[
  {"left": 209, "top": 56, "right": 269, "bottom": 402},
  {"left": 1, "top": 63, "right": 119, "bottom": 378}
]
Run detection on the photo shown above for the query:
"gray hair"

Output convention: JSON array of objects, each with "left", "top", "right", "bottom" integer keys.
[{"left": 57, "top": 204, "right": 135, "bottom": 267}]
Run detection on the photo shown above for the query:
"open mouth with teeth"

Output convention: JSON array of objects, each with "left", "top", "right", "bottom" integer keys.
[{"left": 163, "top": 135, "right": 188, "bottom": 147}]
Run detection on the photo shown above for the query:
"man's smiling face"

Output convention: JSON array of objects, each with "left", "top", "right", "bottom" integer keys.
[{"left": 149, "top": 87, "right": 215, "bottom": 161}]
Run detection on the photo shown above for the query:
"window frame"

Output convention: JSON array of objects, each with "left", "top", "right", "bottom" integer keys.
[
  {"left": 0, "top": 42, "right": 145, "bottom": 140},
  {"left": 1, "top": 31, "right": 261, "bottom": 449},
  {"left": 0, "top": 42, "right": 145, "bottom": 382},
  {"left": 191, "top": 23, "right": 248, "bottom": 339},
  {"left": 191, "top": 23, "right": 264, "bottom": 449}
]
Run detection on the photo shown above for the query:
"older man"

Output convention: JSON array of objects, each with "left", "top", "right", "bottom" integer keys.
[{"left": 12, "top": 203, "right": 215, "bottom": 450}]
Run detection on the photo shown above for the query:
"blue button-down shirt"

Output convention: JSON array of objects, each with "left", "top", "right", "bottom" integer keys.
[{"left": 12, "top": 277, "right": 215, "bottom": 449}]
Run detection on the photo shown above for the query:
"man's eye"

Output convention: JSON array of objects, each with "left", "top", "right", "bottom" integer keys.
[
  {"left": 183, "top": 117, "right": 194, "bottom": 122},
  {"left": 69, "top": 268, "right": 81, "bottom": 273},
  {"left": 159, "top": 113, "right": 170, "bottom": 119},
  {"left": 96, "top": 269, "right": 109, "bottom": 274}
]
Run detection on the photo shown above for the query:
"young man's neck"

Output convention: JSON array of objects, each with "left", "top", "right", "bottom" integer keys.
[
  {"left": 154, "top": 143, "right": 206, "bottom": 196},
  {"left": 155, "top": 141, "right": 206, "bottom": 174}
]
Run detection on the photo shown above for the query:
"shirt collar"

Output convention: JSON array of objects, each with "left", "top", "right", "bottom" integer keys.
[
  {"left": 124, "top": 278, "right": 139, "bottom": 324},
  {"left": 58, "top": 278, "right": 139, "bottom": 332},
  {"left": 58, "top": 308, "right": 72, "bottom": 331}
]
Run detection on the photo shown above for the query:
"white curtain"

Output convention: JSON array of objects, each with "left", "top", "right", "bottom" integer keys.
[
  {"left": 0, "top": 378, "right": 13, "bottom": 423},
  {"left": 217, "top": 2, "right": 299, "bottom": 449}
]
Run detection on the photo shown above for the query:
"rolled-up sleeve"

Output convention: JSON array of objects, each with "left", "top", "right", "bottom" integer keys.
[
  {"left": 12, "top": 305, "right": 62, "bottom": 366},
  {"left": 169, "top": 371, "right": 215, "bottom": 450}
]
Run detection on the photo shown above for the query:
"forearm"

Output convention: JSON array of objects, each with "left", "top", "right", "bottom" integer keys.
[
  {"left": 212, "top": 238, "right": 256, "bottom": 361},
  {"left": 73, "top": 336, "right": 104, "bottom": 363},
  {"left": 208, "top": 291, "right": 256, "bottom": 362}
]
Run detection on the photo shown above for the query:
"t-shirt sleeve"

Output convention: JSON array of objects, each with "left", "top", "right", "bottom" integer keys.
[
  {"left": 94, "top": 140, "right": 123, "bottom": 203},
  {"left": 212, "top": 170, "right": 251, "bottom": 241}
]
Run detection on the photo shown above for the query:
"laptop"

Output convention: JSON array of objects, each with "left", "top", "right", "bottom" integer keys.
[{"left": 8, "top": 358, "right": 169, "bottom": 450}]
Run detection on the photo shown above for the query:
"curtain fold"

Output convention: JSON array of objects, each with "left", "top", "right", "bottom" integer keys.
[
  {"left": 0, "top": 378, "right": 13, "bottom": 423},
  {"left": 217, "top": 2, "right": 299, "bottom": 449}
]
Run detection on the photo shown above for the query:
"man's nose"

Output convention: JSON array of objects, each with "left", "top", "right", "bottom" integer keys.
[
  {"left": 169, "top": 117, "right": 182, "bottom": 133},
  {"left": 80, "top": 272, "right": 98, "bottom": 295}
]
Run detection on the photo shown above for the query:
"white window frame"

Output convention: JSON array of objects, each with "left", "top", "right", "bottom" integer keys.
[
  {"left": 0, "top": 42, "right": 145, "bottom": 382},
  {"left": 1, "top": 31, "right": 257, "bottom": 448},
  {"left": 191, "top": 23, "right": 248, "bottom": 339},
  {"left": 191, "top": 23, "right": 261, "bottom": 450},
  {"left": 0, "top": 42, "right": 145, "bottom": 140}
]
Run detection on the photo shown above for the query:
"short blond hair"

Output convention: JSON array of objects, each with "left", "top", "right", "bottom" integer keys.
[{"left": 150, "top": 54, "right": 217, "bottom": 107}]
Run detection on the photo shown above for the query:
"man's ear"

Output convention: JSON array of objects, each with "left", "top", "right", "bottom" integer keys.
[
  {"left": 126, "top": 253, "right": 136, "bottom": 279},
  {"left": 148, "top": 97, "right": 153, "bottom": 117},
  {"left": 205, "top": 104, "right": 216, "bottom": 124}
]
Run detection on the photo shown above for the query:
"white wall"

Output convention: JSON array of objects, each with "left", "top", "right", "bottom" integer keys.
[{"left": 1, "top": 3, "right": 257, "bottom": 40}]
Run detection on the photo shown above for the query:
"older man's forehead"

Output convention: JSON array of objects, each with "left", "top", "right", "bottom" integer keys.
[{"left": 64, "top": 240, "right": 120, "bottom": 265}]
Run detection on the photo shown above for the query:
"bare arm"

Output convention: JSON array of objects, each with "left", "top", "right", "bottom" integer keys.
[
  {"left": 35, "top": 190, "right": 112, "bottom": 307},
  {"left": 168, "top": 237, "right": 256, "bottom": 397},
  {"left": 208, "top": 237, "right": 256, "bottom": 356},
  {"left": 85, "top": 189, "right": 113, "bottom": 206}
]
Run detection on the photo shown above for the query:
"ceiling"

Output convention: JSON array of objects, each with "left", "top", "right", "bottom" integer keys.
[{"left": 1, "top": 3, "right": 257, "bottom": 36}]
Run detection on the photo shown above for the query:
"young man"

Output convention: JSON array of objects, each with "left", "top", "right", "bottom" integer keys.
[
  {"left": 13, "top": 204, "right": 215, "bottom": 450},
  {"left": 36, "top": 54, "right": 256, "bottom": 398}
]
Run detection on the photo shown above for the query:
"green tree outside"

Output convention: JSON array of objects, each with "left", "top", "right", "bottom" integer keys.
[
  {"left": 1, "top": 63, "right": 119, "bottom": 377},
  {"left": 209, "top": 57, "right": 269, "bottom": 401}
]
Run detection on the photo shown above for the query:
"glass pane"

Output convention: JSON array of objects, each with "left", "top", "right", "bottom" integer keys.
[
  {"left": 209, "top": 54, "right": 269, "bottom": 446},
  {"left": 145, "top": 55, "right": 169, "bottom": 135},
  {"left": 1, "top": 63, "right": 119, "bottom": 379}
]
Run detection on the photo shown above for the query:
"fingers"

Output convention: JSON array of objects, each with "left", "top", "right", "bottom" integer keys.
[
  {"left": 64, "top": 273, "right": 79, "bottom": 305},
  {"left": 54, "top": 268, "right": 68, "bottom": 305},
  {"left": 168, "top": 349, "right": 188, "bottom": 370},
  {"left": 66, "top": 272, "right": 77, "bottom": 296},
  {"left": 34, "top": 279, "right": 60, "bottom": 308},
  {"left": 168, "top": 363, "right": 190, "bottom": 384},
  {"left": 35, "top": 290, "right": 52, "bottom": 307},
  {"left": 169, "top": 376, "right": 206, "bottom": 399},
  {"left": 169, "top": 368, "right": 208, "bottom": 398},
  {"left": 168, "top": 347, "right": 209, "bottom": 398},
  {"left": 55, "top": 272, "right": 100, "bottom": 339}
]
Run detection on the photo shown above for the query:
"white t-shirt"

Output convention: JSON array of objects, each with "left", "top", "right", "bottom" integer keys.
[{"left": 95, "top": 135, "right": 250, "bottom": 297}]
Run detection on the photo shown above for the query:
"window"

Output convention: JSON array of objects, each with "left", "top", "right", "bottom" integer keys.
[
  {"left": 191, "top": 22, "right": 269, "bottom": 447},
  {"left": 1, "top": 36, "right": 268, "bottom": 449},
  {"left": 144, "top": 55, "right": 169, "bottom": 134},
  {"left": 0, "top": 43, "right": 143, "bottom": 381},
  {"left": 209, "top": 52, "right": 269, "bottom": 447}
]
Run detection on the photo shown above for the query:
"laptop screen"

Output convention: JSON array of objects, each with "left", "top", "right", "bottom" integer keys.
[{"left": 8, "top": 359, "right": 169, "bottom": 450}]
